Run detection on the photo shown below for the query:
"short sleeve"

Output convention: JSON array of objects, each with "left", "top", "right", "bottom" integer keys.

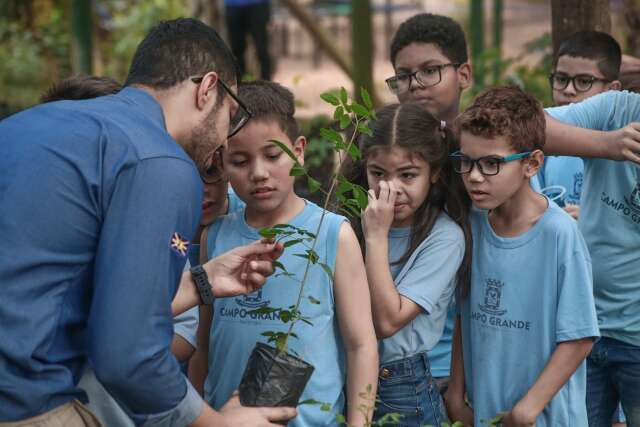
[
  {"left": 173, "top": 307, "right": 199, "bottom": 348},
  {"left": 396, "top": 229, "right": 464, "bottom": 315},
  {"left": 546, "top": 90, "right": 640, "bottom": 131},
  {"left": 556, "top": 234, "right": 600, "bottom": 343}
]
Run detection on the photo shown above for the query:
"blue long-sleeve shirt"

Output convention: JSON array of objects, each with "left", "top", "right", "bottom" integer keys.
[{"left": 0, "top": 87, "right": 203, "bottom": 425}]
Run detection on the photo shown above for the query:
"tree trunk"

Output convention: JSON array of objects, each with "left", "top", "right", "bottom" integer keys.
[
  {"left": 280, "top": 0, "right": 352, "bottom": 77},
  {"left": 623, "top": 0, "right": 640, "bottom": 57},
  {"left": 551, "top": 0, "right": 611, "bottom": 56},
  {"left": 469, "top": 0, "right": 485, "bottom": 91},
  {"left": 351, "top": 0, "right": 377, "bottom": 104},
  {"left": 71, "top": 0, "right": 92, "bottom": 75}
]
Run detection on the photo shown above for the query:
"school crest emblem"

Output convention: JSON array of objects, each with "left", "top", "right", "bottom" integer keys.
[
  {"left": 479, "top": 278, "right": 507, "bottom": 316},
  {"left": 170, "top": 232, "right": 189, "bottom": 257},
  {"left": 236, "top": 290, "right": 270, "bottom": 308},
  {"left": 624, "top": 182, "right": 640, "bottom": 213}
]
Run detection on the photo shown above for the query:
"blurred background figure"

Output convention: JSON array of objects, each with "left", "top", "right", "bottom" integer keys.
[{"left": 225, "top": 0, "right": 272, "bottom": 80}]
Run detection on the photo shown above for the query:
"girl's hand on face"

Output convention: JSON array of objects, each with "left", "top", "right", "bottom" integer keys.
[{"left": 362, "top": 180, "right": 397, "bottom": 240}]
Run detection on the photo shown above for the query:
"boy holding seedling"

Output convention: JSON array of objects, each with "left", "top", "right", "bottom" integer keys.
[
  {"left": 191, "top": 80, "right": 378, "bottom": 426},
  {"left": 448, "top": 86, "right": 599, "bottom": 427},
  {"left": 539, "top": 31, "right": 622, "bottom": 219}
]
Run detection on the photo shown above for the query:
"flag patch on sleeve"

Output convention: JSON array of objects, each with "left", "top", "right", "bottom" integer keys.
[{"left": 170, "top": 232, "right": 189, "bottom": 257}]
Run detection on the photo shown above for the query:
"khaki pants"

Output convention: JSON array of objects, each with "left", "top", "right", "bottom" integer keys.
[{"left": 0, "top": 401, "right": 103, "bottom": 427}]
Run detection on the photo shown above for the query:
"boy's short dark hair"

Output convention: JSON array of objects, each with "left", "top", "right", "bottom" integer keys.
[
  {"left": 556, "top": 31, "right": 621, "bottom": 81},
  {"left": 390, "top": 13, "right": 468, "bottom": 67},
  {"left": 456, "top": 85, "right": 545, "bottom": 152},
  {"left": 125, "top": 18, "right": 238, "bottom": 93},
  {"left": 41, "top": 76, "right": 122, "bottom": 103},
  {"left": 237, "top": 80, "right": 300, "bottom": 142}
]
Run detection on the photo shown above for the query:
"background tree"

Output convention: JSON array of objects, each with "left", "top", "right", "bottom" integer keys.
[{"left": 551, "top": 0, "right": 611, "bottom": 55}]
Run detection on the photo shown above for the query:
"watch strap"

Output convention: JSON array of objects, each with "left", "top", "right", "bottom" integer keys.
[{"left": 190, "top": 264, "right": 214, "bottom": 305}]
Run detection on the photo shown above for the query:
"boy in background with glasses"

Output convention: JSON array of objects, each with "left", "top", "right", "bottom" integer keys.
[
  {"left": 384, "top": 13, "right": 472, "bottom": 399},
  {"left": 540, "top": 31, "right": 622, "bottom": 219},
  {"left": 447, "top": 86, "right": 599, "bottom": 427}
]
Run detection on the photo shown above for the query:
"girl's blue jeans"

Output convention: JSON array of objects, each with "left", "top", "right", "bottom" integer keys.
[{"left": 374, "top": 352, "right": 448, "bottom": 427}]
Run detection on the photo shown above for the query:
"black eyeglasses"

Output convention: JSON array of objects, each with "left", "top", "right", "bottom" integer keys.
[
  {"left": 549, "top": 72, "right": 611, "bottom": 93},
  {"left": 191, "top": 76, "right": 252, "bottom": 138},
  {"left": 449, "top": 151, "right": 531, "bottom": 176},
  {"left": 200, "top": 147, "right": 226, "bottom": 185},
  {"left": 386, "top": 63, "right": 460, "bottom": 94}
]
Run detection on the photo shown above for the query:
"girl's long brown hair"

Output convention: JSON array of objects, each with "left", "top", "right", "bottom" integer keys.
[{"left": 349, "top": 103, "right": 472, "bottom": 297}]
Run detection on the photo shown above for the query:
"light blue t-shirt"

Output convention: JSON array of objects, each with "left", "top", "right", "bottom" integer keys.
[
  {"left": 538, "top": 156, "right": 583, "bottom": 207},
  {"left": 379, "top": 213, "right": 463, "bottom": 366},
  {"left": 204, "top": 201, "right": 346, "bottom": 426},
  {"left": 546, "top": 90, "right": 640, "bottom": 346},
  {"left": 460, "top": 202, "right": 599, "bottom": 427}
]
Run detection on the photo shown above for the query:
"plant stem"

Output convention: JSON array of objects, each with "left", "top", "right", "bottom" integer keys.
[{"left": 280, "top": 116, "right": 362, "bottom": 355}]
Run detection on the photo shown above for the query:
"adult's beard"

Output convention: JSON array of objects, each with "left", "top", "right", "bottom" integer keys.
[{"left": 183, "top": 107, "right": 224, "bottom": 175}]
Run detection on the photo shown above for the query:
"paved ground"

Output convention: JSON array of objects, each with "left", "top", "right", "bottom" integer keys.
[{"left": 269, "top": 0, "right": 551, "bottom": 118}]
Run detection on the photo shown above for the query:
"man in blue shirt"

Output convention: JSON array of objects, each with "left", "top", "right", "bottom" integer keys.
[{"left": 0, "top": 18, "right": 294, "bottom": 427}]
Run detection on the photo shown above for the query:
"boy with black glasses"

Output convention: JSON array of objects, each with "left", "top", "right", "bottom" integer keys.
[
  {"left": 447, "top": 86, "right": 599, "bottom": 427},
  {"left": 540, "top": 31, "right": 621, "bottom": 219}
]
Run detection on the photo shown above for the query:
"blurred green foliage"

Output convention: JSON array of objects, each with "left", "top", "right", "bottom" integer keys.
[
  {"left": 0, "top": 0, "right": 188, "bottom": 114},
  {"left": 461, "top": 33, "right": 554, "bottom": 109}
]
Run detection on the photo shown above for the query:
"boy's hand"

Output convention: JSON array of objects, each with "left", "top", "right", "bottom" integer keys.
[
  {"left": 362, "top": 180, "right": 397, "bottom": 240},
  {"left": 202, "top": 239, "right": 284, "bottom": 298},
  {"left": 444, "top": 391, "right": 474, "bottom": 427},
  {"left": 218, "top": 393, "right": 297, "bottom": 427},
  {"left": 610, "top": 123, "right": 640, "bottom": 164},
  {"left": 501, "top": 403, "right": 536, "bottom": 427},
  {"left": 563, "top": 203, "right": 579, "bottom": 220}
]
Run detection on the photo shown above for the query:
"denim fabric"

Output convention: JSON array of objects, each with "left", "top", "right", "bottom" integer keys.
[
  {"left": 587, "top": 337, "right": 640, "bottom": 427},
  {"left": 374, "top": 352, "right": 447, "bottom": 427}
]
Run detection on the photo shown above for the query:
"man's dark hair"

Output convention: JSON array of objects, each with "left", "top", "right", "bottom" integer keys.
[
  {"left": 237, "top": 80, "right": 300, "bottom": 142},
  {"left": 390, "top": 13, "right": 468, "bottom": 67},
  {"left": 125, "top": 18, "right": 238, "bottom": 93},
  {"left": 41, "top": 76, "right": 122, "bottom": 103},
  {"left": 556, "top": 31, "right": 621, "bottom": 81}
]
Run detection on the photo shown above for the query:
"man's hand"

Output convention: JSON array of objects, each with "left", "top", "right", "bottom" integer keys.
[
  {"left": 563, "top": 204, "right": 580, "bottom": 220},
  {"left": 219, "top": 393, "right": 297, "bottom": 427},
  {"left": 362, "top": 181, "right": 397, "bottom": 241},
  {"left": 203, "top": 239, "right": 284, "bottom": 298},
  {"left": 609, "top": 123, "right": 640, "bottom": 164}
]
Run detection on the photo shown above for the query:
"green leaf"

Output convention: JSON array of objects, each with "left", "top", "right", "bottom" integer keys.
[
  {"left": 320, "top": 128, "right": 343, "bottom": 145},
  {"left": 298, "top": 399, "right": 322, "bottom": 406},
  {"left": 354, "top": 186, "right": 369, "bottom": 210},
  {"left": 339, "top": 87, "right": 348, "bottom": 104},
  {"left": 269, "top": 139, "right": 297, "bottom": 162},
  {"left": 347, "top": 142, "right": 361, "bottom": 160},
  {"left": 307, "top": 176, "right": 321, "bottom": 193},
  {"left": 318, "top": 262, "right": 334, "bottom": 283},
  {"left": 290, "top": 164, "right": 306, "bottom": 177},
  {"left": 351, "top": 102, "right": 369, "bottom": 118},
  {"left": 335, "top": 414, "right": 346, "bottom": 424},
  {"left": 299, "top": 317, "right": 314, "bottom": 326},
  {"left": 320, "top": 92, "right": 340, "bottom": 106},
  {"left": 360, "top": 87, "right": 373, "bottom": 109},
  {"left": 320, "top": 402, "right": 332, "bottom": 412},
  {"left": 339, "top": 114, "right": 351, "bottom": 130},
  {"left": 259, "top": 228, "right": 278, "bottom": 238},
  {"left": 333, "top": 106, "right": 344, "bottom": 121},
  {"left": 272, "top": 260, "right": 287, "bottom": 271},
  {"left": 307, "top": 249, "right": 319, "bottom": 264},
  {"left": 283, "top": 238, "right": 304, "bottom": 248},
  {"left": 279, "top": 310, "right": 292, "bottom": 323},
  {"left": 357, "top": 122, "right": 373, "bottom": 137},
  {"left": 308, "top": 295, "right": 321, "bottom": 304}
]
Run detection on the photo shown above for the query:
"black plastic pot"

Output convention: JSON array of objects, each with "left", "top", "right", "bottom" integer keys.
[{"left": 239, "top": 342, "right": 315, "bottom": 409}]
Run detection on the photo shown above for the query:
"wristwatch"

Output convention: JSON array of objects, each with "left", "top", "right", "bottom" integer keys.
[{"left": 190, "top": 265, "right": 214, "bottom": 305}]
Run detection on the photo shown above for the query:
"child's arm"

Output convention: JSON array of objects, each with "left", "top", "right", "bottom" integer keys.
[
  {"left": 334, "top": 222, "right": 379, "bottom": 426},
  {"left": 188, "top": 305, "right": 212, "bottom": 395},
  {"left": 544, "top": 115, "right": 640, "bottom": 163},
  {"left": 502, "top": 338, "right": 593, "bottom": 427},
  {"left": 444, "top": 315, "right": 474, "bottom": 427}
]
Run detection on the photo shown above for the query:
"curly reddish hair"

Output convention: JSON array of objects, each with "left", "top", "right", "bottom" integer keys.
[{"left": 456, "top": 85, "right": 545, "bottom": 152}]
